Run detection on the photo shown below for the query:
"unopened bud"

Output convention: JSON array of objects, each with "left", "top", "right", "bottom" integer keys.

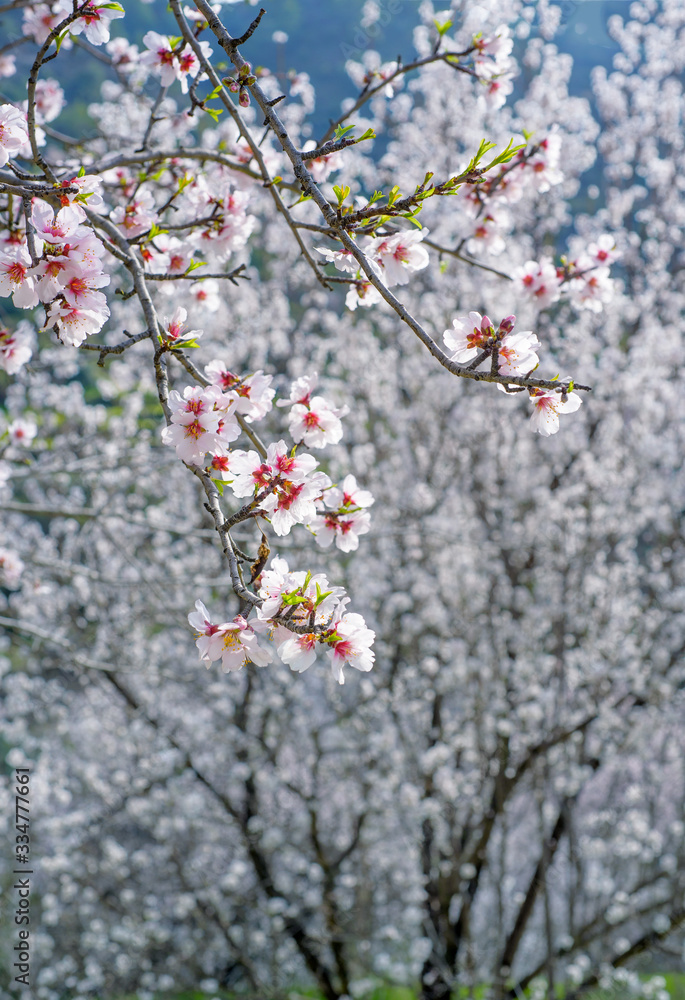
[
  {"left": 239, "top": 89, "right": 250, "bottom": 107},
  {"left": 480, "top": 314, "right": 495, "bottom": 336},
  {"left": 226, "top": 79, "right": 239, "bottom": 93},
  {"left": 499, "top": 314, "right": 516, "bottom": 334}
]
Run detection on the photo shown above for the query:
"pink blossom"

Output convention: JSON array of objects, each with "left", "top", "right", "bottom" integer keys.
[
  {"left": 498, "top": 328, "right": 541, "bottom": 377},
  {"left": 0, "top": 55, "right": 16, "bottom": 79},
  {"left": 33, "top": 79, "right": 65, "bottom": 124},
  {"left": 0, "top": 104, "right": 29, "bottom": 168},
  {"left": 31, "top": 201, "right": 82, "bottom": 246},
  {"left": 483, "top": 73, "right": 514, "bottom": 110},
  {"left": 316, "top": 245, "right": 360, "bottom": 274},
  {"left": 22, "top": 5, "right": 68, "bottom": 46},
  {"left": 57, "top": 173, "right": 105, "bottom": 219},
  {"left": 162, "top": 385, "right": 224, "bottom": 465},
  {"left": 528, "top": 386, "right": 583, "bottom": 436},
  {"left": 323, "top": 610, "right": 375, "bottom": 685},
  {"left": 53, "top": 0, "right": 124, "bottom": 46},
  {"left": 109, "top": 189, "right": 157, "bottom": 238},
  {"left": 188, "top": 603, "right": 273, "bottom": 671},
  {"left": 587, "top": 234, "right": 620, "bottom": 266},
  {"left": 260, "top": 475, "right": 324, "bottom": 537},
  {"left": 141, "top": 32, "right": 211, "bottom": 94},
  {"left": 44, "top": 301, "right": 107, "bottom": 347},
  {"left": 257, "top": 557, "right": 343, "bottom": 626},
  {"left": 277, "top": 632, "right": 319, "bottom": 673},
  {"left": 566, "top": 265, "right": 614, "bottom": 313},
  {"left": 0, "top": 321, "right": 33, "bottom": 374},
  {"left": 473, "top": 25, "right": 514, "bottom": 79},
  {"left": 0, "top": 246, "right": 39, "bottom": 308},
  {"left": 0, "top": 547, "right": 24, "bottom": 588},
  {"left": 287, "top": 395, "right": 346, "bottom": 449},
  {"left": 515, "top": 259, "right": 562, "bottom": 308},
  {"left": 526, "top": 130, "right": 563, "bottom": 192},
  {"left": 7, "top": 418, "right": 37, "bottom": 447},
  {"left": 106, "top": 37, "right": 141, "bottom": 74},
  {"left": 364, "top": 229, "right": 430, "bottom": 287},
  {"left": 326, "top": 474, "right": 374, "bottom": 510},
  {"left": 311, "top": 508, "right": 371, "bottom": 553},
  {"left": 160, "top": 306, "right": 203, "bottom": 346},
  {"left": 227, "top": 443, "right": 325, "bottom": 535},
  {"left": 187, "top": 599, "right": 225, "bottom": 661},
  {"left": 444, "top": 311, "right": 495, "bottom": 363},
  {"left": 205, "top": 363, "right": 275, "bottom": 422},
  {"left": 345, "top": 280, "right": 383, "bottom": 311},
  {"left": 302, "top": 140, "right": 343, "bottom": 183},
  {"left": 276, "top": 373, "right": 318, "bottom": 409},
  {"left": 466, "top": 212, "right": 508, "bottom": 257},
  {"left": 61, "top": 268, "right": 110, "bottom": 312},
  {"left": 189, "top": 278, "right": 220, "bottom": 312},
  {"left": 214, "top": 616, "right": 273, "bottom": 672}
]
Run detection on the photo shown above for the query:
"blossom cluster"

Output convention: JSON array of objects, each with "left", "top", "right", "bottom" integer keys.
[
  {"left": 317, "top": 227, "right": 430, "bottom": 310},
  {"left": 189, "top": 556, "right": 375, "bottom": 684},
  {"left": 167, "top": 368, "right": 376, "bottom": 680},
  {"left": 443, "top": 311, "right": 582, "bottom": 435},
  {"left": 472, "top": 25, "right": 516, "bottom": 109},
  {"left": 0, "top": 190, "right": 110, "bottom": 349},
  {"left": 516, "top": 235, "right": 620, "bottom": 313},
  {"left": 460, "top": 131, "right": 563, "bottom": 259}
]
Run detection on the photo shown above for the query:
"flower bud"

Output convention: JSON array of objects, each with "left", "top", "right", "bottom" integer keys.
[
  {"left": 499, "top": 314, "right": 516, "bottom": 334},
  {"left": 480, "top": 314, "right": 495, "bottom": 337},
  {"left": 239, "top": 88, "right": 250, "bottom": 107}
]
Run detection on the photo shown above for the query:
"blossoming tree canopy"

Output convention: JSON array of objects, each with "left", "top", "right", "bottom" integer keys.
[{"left": 0, "top": 0, "right": 620, "bottom": 684}]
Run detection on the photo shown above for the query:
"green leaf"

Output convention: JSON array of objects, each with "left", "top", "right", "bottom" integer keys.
[
  {"left": 184, "top": 260, "right": 204, "bottom": 273},
  {"left": 314, "top": 584, "right": 333, "bottom": 606},
  {"left": 522, "top": 128, "right": 534, "bottom": 142},
  {"left": 333, "top": 123, "right": 356, "bottom": 140},
  {"left": 77, "top": 165, "right": 86, "bottom": 178},
  {"left": 480, "top": 137, "right": 527, "bottom": 172},
  {"left": 387, "top": 184, "right": 401, "bottom": 207},
  {"left": 433, "top": 17, "right": 453, "bottom": 36},
  {"left": 465, "top": 138, "right": 498, "bottom": 173},
  {"left": 211, "top": 478, "right": 225, "bottom": 495},
  {"left": 55, "top": 29, "right": 69, "bottom": 54},
  {"left": 404, "top": 212, "right": 424, "bottom": 228},
  {"left": 204, "top": 107, "right": 223, "bottom": 123},
  {"left": 356, "top": 127, "right": 376, "bottom": 142},
  {"left": 568, "top": 380, "right": 574, "bottom": 392},
  {"left": 332, "top": 184, "right": 350, "bottom": 207}
]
